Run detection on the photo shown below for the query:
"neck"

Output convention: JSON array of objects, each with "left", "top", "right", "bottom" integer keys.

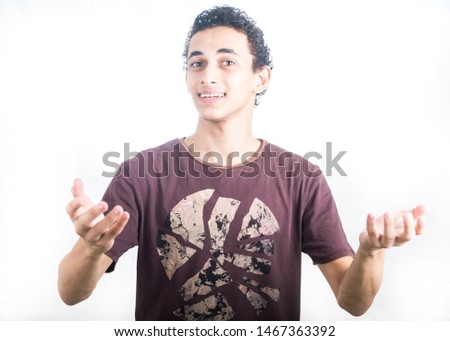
[{"left": 184, "top": 115, "right": 261, "bottom": 167}]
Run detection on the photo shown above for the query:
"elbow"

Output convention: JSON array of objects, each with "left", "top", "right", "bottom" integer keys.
[
  {"left": 57, "top": 281, "right": 89, "bottom": 306},
  {"left": 337, "top": 296, "right": 372, "bottom": 317},
  {"left": 60, "top": 297, "right": 79, "bottom": 307},
  {"left": 340, "top": 305, "right": 368, "bottom": 317},
  {"left": 58, "top": 289, "right": 82, "bottom": 306},
  {"left": 59, "top": 291, "right": 88, "bottom": 306}
]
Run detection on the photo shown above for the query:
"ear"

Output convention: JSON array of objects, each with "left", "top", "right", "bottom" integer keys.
[{"left": 255, "top": 66, "right": 271, "bottom": 94}]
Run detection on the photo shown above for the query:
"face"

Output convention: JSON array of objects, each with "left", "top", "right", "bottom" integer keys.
[{"left": 185, "top": 26, "right": 269, "bottom": 123}]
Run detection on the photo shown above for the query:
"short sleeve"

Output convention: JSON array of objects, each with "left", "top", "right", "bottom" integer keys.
[
  {"left": 301, "top": 174, "right": 355, "bottom": 264},
  {"left": 102, "top": 161, "right": 141, "bottom": 272}
]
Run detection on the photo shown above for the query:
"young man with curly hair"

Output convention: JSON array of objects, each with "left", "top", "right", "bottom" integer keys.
[{"left": 59, "top": 6, "right": 427, "bottom": 320}]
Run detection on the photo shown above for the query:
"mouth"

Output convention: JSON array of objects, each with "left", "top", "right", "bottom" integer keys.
[{"left": 198, "top": 93, "right": 226, "bottom": 99}]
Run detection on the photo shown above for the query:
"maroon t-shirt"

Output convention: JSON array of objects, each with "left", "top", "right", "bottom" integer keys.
[{"left": 103, "top": 138, "right": 354, "bottom": 321}]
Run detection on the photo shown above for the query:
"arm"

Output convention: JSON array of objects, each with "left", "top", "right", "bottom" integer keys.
[
  {"left": 318, "top": 204, "right": 428, "bottom": 316},
  {"left": 58, "top": 179, "right": 129, "bottom": 305}
]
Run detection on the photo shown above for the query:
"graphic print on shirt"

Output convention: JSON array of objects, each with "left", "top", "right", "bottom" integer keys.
[{"left": 156, "top": 189, "right": 280, "bottom": 320}]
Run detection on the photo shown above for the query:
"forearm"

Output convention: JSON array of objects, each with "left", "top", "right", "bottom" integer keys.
[
  {"left": 337, "top": 247, "right": 386, "bottom": 316},
  {"left": 58, "top": 238, "right": 110, "bottom": 305}
]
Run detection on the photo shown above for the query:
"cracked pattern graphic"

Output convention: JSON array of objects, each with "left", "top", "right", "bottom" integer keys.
[
  {"left": 236, "top": 282, "right": 268, "bottom": 316},
  {"left": 157, "top": 189, "right": 280, "bottom": 320},
  {"left": 179, "top": 259, "right": 231, "bottom": 301},
  {"left": 169, "top": 189, "right": 214, "bottom": 248},
  {"left": 173, "top": 293, "right": 235, "bottom": 321},
  {"left": 236, "top": 239, "right": 274, "bottom": 256},
  {"left": 156, "top": 232, "right": 196, "bottom": 280}
]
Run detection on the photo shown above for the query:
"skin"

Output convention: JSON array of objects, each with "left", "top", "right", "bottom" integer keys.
[
  {"left": 320, "top": 208, "right": 427, "bottom": 315},
  {"left": 58, "top": 179, "right": 127, "bottom": 305},
  {"left": 58, "top": 26, "right": 428, "bottom": 316},
  {"left": 183, "top": 26, "right": 270, "bottom": 164}
]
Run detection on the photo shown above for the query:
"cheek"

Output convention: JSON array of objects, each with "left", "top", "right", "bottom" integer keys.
[
  {"left": 233, "top": 74, "right": 259, "bottom": 94},
  {"left": 185, "top": 76, "right": 195, "bottom": 94}
]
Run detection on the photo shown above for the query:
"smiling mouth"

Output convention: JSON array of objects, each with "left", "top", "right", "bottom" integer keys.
[{"left": 199, "top": 93, "right": 226, "bottom": 98}]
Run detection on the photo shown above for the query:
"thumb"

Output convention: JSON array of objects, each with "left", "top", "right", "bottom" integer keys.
[
  {"left": 71, "top": 178, "right": 84, "bottom": 198},
  {"left": 412, "top": 204, "right": 429, "bottom": 219}
]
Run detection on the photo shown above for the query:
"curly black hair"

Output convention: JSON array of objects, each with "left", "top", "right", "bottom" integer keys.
[{"left": 183, "top": 5, "right": 273, "bottom": 106}]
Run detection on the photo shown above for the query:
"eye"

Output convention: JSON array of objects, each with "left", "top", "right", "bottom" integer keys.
[
  {"left": 190, "top": 61, "right": 203, "bottom": 69},
  {"left": 223, "top": 60, "right": 235, "bottom": 66}
]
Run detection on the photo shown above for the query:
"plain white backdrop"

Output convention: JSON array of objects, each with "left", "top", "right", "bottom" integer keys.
[{"left": 0, "top": 0, "right": 449, "bottom": 321}]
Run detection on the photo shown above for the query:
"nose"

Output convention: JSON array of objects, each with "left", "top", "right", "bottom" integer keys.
[{"left": 201, "top": 64, "right": 218, "bottom": 86}]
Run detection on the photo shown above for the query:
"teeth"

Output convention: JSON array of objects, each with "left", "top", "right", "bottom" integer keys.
[{"left": 200, "top": 93, "right": 225, "bottom": 98}]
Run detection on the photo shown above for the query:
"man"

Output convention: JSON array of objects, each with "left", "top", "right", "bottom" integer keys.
[{"left": 58, "top": 6, "right": 427, "bottom": 320}]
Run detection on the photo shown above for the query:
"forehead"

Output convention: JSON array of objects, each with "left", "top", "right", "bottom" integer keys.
[{"left": 188, "top": 26, "right": 251, "bottom": 55}]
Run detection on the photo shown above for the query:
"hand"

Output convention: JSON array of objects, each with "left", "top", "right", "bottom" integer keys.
[
  {"left": 359, "top": 204, "right": 428, "bottom": 254},
  {"left": 65, "top": 178, "right": 129, "bottom": 256}
]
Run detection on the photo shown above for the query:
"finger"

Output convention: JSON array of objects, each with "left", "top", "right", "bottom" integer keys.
[
  {"left": 91, "top": 205, "right": 124, "bottom": 232},
  {"left": 71, "top": 178, "right": 96, "bottom": 207},
  {"left": 75, "top": 201, "right": 108, "bottom": 237},
  {"left": 65, "top": 197, "right": 84, "bottom": 218},
  {"left": 382, "top": 211, "right": 395, "bottom": 247},
  {"left": 84, "top": 206, "right": 129, "bottom": 244},
  {"left": 102, "top": 211, "right": 130, "bottom": 241},
  {"left": 412, "top": 204, "right": 428, "bottom": 219},
  {"left": 398, "top": 212, "right": 415, "bottom": 243},
  {"left": 416, "top": 216, "right": 428, "bottom": 235},
  {"left": 71, "top": 178, "right": 84, "bottom": 198},
  {"left": 85, "top": 205, "right": 125, "bottom": 240},
  {"left": 366, "top": 213, "right": 379, "bottom": 240}
]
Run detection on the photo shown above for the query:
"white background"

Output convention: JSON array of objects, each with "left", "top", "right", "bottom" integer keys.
[{"left": 0, "top": 0, "right": 449, "bottom": 321}]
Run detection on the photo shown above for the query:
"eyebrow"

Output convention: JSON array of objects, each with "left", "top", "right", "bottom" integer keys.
[{"left": 187, "top": 48, "right": 238, "bottom": 60}]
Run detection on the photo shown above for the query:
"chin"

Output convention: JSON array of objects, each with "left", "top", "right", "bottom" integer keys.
[
  {"left": 198, "top": 112, "right": 230, "bottom": 123},
  {"left": 196, "top": 106, "right": 230, "bottom": 122}
]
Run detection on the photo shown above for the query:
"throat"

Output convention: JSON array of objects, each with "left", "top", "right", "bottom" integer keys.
[{"left": 182, "top": 135, "right": 263, "bottom": 167}]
